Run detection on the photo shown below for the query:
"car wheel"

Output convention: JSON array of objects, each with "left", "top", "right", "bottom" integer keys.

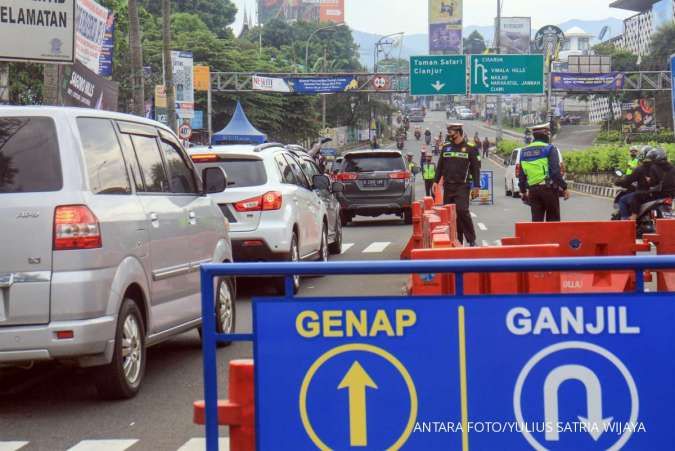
[
  {"left": 403, "top": 208, "right": 413, "bottom": 225},
  {"left": 318, "top": 225, "right": 328, "bottom": 262},
  {"left": 275, "top": 233, "right": 300, "bottom": 295},
  {"left": 328, "top": 217, "right": 343, "bottom": 255},
  {"left": 505, "top": 182, "right": 512, "bottom": 196},
  {"left": 197, "top": 276, "right": 236, "bottom": 348},
  {"left": 511, "top": 182, "right": 520, "bottom": 198},
  {"left": 95, "top": 298, "right": 146, "bottom": 400}
]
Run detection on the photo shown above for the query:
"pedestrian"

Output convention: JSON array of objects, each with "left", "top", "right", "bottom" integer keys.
[
  {"left": 422, "top": 153, "right": 437, "bottom": 197},
  {"left": 434, "top": 123, "right": 481, "bottom": 246},
  {"left": 626, "top": 145, "right": 640, "bottom": 175},
  {"left": 473, "top": 133, "right": 483, "bottom": 158},
  {"left": 518, "top": 123, "right": 569, "bottom": 222},
  {"left": 483, "top": 137, "right": 490, "bottom": 158},
  {"left": 371, "top": 137, "right": 380, "bottom": 149}
]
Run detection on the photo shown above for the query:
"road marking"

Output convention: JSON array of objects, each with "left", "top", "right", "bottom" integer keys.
[
  {"left": 477, "top": 222, "right": 487, "bottom": 231},
  {"left": 362, "top": 242, "right": 391, "bottom": 253},
  {"left": 481, "top": 240, "right": 489, "bottom": 247},
  {"left": 67, "top": 440, "right": 139, "bottom": 451},
  {"left": 470, "top": 212, "right": 477, "bottom": 218},
  {"left": 341, "top": 243, "right": 355, "bottom": 254},
  {"left": 0, "top": 443, "right": 29, "bottom": 451},
  {"left": 177, "top": 438, "right": 230, "bottom": 451}
]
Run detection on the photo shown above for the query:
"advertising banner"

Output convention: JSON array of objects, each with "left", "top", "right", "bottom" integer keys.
[
  {"left": 498, "top": 17, "right": 531, "bottom": 54},
  {"left": 286, "top": 76, "right": 357, "bottom": 94},
  {"left": 551, "top": 72, "right": 625, "bottom": 92},
  {"left": 98, "top": 11, "right": 114, "bottom": 77},
  {"left": 258, "top": 0, "right": 320, "bottom": 24},
  {"left": 429, "top": 0, "right": 463, "bottom": 55},
  {"left": 622, "top": 98, "right": 656, "bottom": 133},
  {"left": 0, "top": 0, "right": 75, "bottom": 63},
  {"left": 75, "top": 0, "right": 109, "bottom": 74},
  {"left": 62, "top": 60, "right": 118, "bottom": 111},
  {"left": 154, "top": 85, "right": 168, "bottom": 125},
  {"left": 171, "top": 50, "right": 194, "bottom": 119},
  {"left": 320, "top": 0, "right": 344, "bottom": 23},
  {"left": 193, "top": 65, "right": 210, "bottom": 92},
  {"left": 253, "top": 75, "right": 292, "bottom": 93}
]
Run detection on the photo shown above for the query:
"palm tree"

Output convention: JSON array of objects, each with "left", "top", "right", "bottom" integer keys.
[
  {"left": 162, "top": 0, "right": 177, "bottom": 132},
  {"left": 128, "top": 0, "right": 145, "bottom": 116}
]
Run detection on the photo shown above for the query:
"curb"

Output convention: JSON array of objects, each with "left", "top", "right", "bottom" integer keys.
[{"left": 567, "top": 181, "right": 619, "bottom": 199}]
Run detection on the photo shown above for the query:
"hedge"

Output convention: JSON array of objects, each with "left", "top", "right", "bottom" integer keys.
[
  {"left": 595, "top": 130, "right": 675, "bottom": 144},
  {"left": 496, "top": 139, "right": 521, "bottom": 158},
  {"left": 562, "top": 143, "right": 675, "bottom": 175}
]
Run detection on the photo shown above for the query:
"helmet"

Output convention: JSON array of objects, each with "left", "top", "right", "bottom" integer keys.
[
  {"left": 646, "top": 147, "right": 668, "bottom": 163},
  {"left": 629, "top": 145, "right": 639, "bottom": 154},
  {"left": 638, "top": 146, "right": 653, "bottom": 162}
]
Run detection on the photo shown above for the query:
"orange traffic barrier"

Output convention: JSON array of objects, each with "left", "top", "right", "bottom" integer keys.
[
  {"left": 410, "top": 244, "right": 562, "bottom": 296},
  {"left": 400, "top": 201, "right": 424, "bottom": 260},
  {"left": 644, "top": 220, "right": 675, "bottom": 291},
  {"left": 401, "top": 200, "right": 461, "bottom": 259},
  {"left": 194, "top": 359, "right": 255, "bottom": 451},
  {"left": 501, "top": 221, "right": 641, "bottom": 293},
  {"left": 433, "top": 182, "right": 443, "bottom": 205}
]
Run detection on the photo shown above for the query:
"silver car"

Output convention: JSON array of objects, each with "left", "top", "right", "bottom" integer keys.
[{"left": 0, "top": 107, "right": 234, "bottom": 399}]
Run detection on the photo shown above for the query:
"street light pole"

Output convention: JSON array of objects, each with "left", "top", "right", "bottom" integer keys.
[
  {"left": 305, "top": 23, "right": 345, "bottom": 71},
  {"left": 495, "top": 0, "right": 503, "bottom": 142},
  {"left": 373, "top": 32, "right": 404, "bottom": 73}
]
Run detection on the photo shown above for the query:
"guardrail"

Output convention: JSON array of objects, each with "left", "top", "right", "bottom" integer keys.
[{"left": 197, "top": 255, "right": 675, "bottom": 450}]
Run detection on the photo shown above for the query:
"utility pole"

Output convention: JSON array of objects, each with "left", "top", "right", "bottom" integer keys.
[
  {"left": 162, "top": 0, "right": 177, "bottom": 132},
  {"left": 322, "top": 46, "right": 327, "bottom": 131},
  {"left": 495, "top": 0, "right": 503, "bottom": 142}
]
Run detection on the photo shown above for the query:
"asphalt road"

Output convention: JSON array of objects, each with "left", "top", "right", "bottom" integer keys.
[{"left": 0, "top": 111, "right": 613, "bottom": 451}]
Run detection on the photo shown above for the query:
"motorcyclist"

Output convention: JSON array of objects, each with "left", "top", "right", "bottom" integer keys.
[
  {"left": 626, "top": 146, "right": 640, "bottom": 175},
  {"left": 646, "top": 147, "right": 675, "bottom": 200},
  {"left": 614, "top": 146, "right": 652, "bottom": 220},
  {"left": 424, "top": 128, "right": 432, "bottom": 145},
  {"left": 414, "top": 127, "right": 422, "bottom": 140}
]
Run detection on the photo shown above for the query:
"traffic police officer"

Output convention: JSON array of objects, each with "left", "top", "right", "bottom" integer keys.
[
  {"left": 422, "top": 153, "right": 436, "bottom": 197},
  {"left": 518, "top": 123, "right": 569, "bottom": 222},
  {"left": 434, "top": 123, "right": 481, "bottom": 246}
]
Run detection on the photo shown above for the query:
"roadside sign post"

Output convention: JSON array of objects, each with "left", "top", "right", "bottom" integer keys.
[
  {"left": 472, "top": 170, "right": 494, "bottom": 205},
  {"left": 470, "top": 55, "right": 545, "bottom": 95},
  {"left": 409, "top": 55, "right": 467, "bottom": 96},
  {"left": 179, "top": 123, "right": 192, "bottom": 141},
  {"left": 670, "top": 54, "right": 675, "bottom": 138}
]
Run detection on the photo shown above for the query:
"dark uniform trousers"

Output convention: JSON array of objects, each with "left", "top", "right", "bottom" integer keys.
[
  {"left": 529, "top": 185, "right": 561, "bottom": 222},
  {"left": 443, "top": 183, "right": 476, "bottom": 244}
]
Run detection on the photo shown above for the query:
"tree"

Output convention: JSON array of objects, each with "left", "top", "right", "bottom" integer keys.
[
  {"left": 128, "top": 0, "right": 145, "bottom": 116},
  {"left": 593, "top": 42, "right": 638, "bottom": 71},
  {"left": 139, "top": 0, "right": 237, "bottom": 38},
  {"left": 463, "top": 31, "right": 486, "bottom": 55},
  {"left": 162, "top": 0, "right": 177, "bottom": 132},
  {"left": 645, "top": 23, "right": 675, "bottom": 70}
]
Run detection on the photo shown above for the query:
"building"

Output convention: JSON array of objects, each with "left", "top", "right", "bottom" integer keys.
[
  {"left": 610, "top": 0, "right": 675, "bottom": 56},
  {"left": 559, "top": 27, "right": 594, "bottom": 62}
]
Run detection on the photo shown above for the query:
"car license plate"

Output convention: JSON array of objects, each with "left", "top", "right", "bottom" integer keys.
[{"left": 361, "top": 179, "right": 385, "bottom": 187}]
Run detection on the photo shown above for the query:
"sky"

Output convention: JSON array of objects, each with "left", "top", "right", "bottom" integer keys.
[{"left": 231, "top": 0, "right": 633, "bottom": 35}]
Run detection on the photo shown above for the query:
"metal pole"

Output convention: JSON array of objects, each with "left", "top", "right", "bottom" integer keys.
[
  {"left": 0, "top": 62, "right": 9, "bottom": 104},
  {"left": 207, "top": 75, "right": 213, "bottom": 144},
  {"left": 322, "top": 47, "right": 327, "bottom": 130},
  {"left": 495, "top": 0, "right": 503, "bottom": 142}
]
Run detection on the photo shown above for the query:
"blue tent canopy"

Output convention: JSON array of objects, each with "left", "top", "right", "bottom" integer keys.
[{"left": 212, "top": 101, "right": 267, "bottom": 145}]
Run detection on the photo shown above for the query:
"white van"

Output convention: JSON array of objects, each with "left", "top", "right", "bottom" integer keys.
[{"left": 504, "top": 147, "right": 565, "bottom": 197}]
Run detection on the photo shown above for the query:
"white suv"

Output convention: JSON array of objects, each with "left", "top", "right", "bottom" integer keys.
[
  {"left": 504, "top": 147, "right": 565, "bottom": 197},
  {"left": 189, "top": 144, "right": 340, "bottom": 292}
]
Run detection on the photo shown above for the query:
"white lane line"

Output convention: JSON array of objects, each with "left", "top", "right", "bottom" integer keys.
[
  {"left": 470, "top": 212, "right": 477, "bottom": 218},
  {"left": 477, "top": 222, "right": 488, "bottom": 231},
  {"left": 67, "top": 440, "right": 139, "bottom": 451},
  {"left": 177, "top": 438, "right": 230, "bottom": 451},
  {"left": 495, "top": 240, "right": 502, "bottom": 246},
  {"left": 0, "top": 443, "right": 29, "bottom": 451},
  {"left": 481, "top": 240, "right": 489, "bottom": 247},
  {"left": 340, "top": 243, "right": 355, "bottom": 254},
  {"left": 362, "top": 242, "right": 391, "bottom": 253}
]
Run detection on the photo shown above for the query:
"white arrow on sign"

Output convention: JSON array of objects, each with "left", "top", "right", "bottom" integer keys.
[
  {"left": 543, "top": 364, "right": 613, "bottom": 442},
  {"left": 431, "top": 81, "right": 445, "bottom": 92}
]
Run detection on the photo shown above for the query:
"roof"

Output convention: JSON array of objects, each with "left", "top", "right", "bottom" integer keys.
[
  {"left": 564, "top": 26, "right": 593, "bottom": 36},
  {"left": 188, "top": 144, "right": 258, "bottom": 155},
  {"left": 212, "top": 101, "right": 267, "bottom": 145},
  {"left": 609, "top": 0, "right": 657, "bottom": 12}
]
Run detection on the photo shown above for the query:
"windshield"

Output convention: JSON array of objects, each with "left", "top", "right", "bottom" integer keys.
[
  {"left": 194, "top": 158, "right": 267, "bottom": 188},
  {"left": 343, "top": 154, "right": 405, "bottom": 173}
]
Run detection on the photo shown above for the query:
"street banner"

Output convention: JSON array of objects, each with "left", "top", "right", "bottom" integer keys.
[
  {"left": 429, "top": 0, "right": 463, "bottom": 55},
  {"left": 0, "top": 0, "right": 76, "bottom": 63},
  {"left": 193, "top": 65, "right": 210, "bottom": 92},
  {"left": 62, "top": 60, "right": 118, "bottom": 111},
  {"left": 75, "top": 0, "right": 109, "bottom": 74},
  {"left": 171, "top": 50, "right": 194, "bottom": 120},
  {"left": 258, "top": 0, "right": 320, "bottom": 24},
  {"left": 622, "top": 98, "right": 656, "bottom": 133},
  {"left": 253, "top": 75, "right": 292, "bottom": 93},
  {"left": 286, "top": 76, "right": 357, "bottom": 94},
  {"left": 98, "top": 10, "right": 114, "bottom": 77},
  {"left": 320, "top": 0, "right": 344, "bottom": 23},
  {"left": 498, "top": 17, "right": 531, "bottom": 54},
  {"left": 192, "top": 110, "right": 204, "bottom": 130},
  {"left": 154, "top": 85, "right": 168, "bottom": 125},
  {"left": 551, "top": 72, "right": 625, "bottom": 92}
]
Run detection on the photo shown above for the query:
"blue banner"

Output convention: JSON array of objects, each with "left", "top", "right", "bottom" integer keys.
[
  {"left": 191, "top": 110, "right": 204, "bottom": 130},
  {"left": 551, "top": 73, "right": 624, "bottom": 92},
  {"left": 286, "top": 77, "right": 358, "bottom": 94},
  {"left": 98, "top": 12, "right": 114, "bottom": 77}
]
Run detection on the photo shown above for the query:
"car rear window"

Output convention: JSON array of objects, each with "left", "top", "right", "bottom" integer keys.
[
  {"left": 0, "top": 117, "right": 62, "bottom": 193},
  {"left": 343, "top": 154, "right": 405, "bottom": 172},
  {"left": 194, "top": 158, "right": 267, "bottom": 188}
]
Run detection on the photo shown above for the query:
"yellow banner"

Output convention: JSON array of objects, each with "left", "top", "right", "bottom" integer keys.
[
  {"left": 429, "top": 0, "right": 463, "bottom": 24},
  {"left": 193, "top": 65, "right": 210, "bottom": 92}
]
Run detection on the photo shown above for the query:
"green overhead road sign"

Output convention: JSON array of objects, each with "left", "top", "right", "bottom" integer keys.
[
  {"left": 470, "top": 55, "right": 545, "bottom": 95},
  {"left": 409, "top": 56, "right": 466, "bottom": 96}
]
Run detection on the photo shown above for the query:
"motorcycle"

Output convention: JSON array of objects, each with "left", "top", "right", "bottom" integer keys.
[
  {"left": 414, "top": 129, "right": 421, "bottom": 141},
  {"left": 396, "top": 136, "right": 405, "bottom": 150},
  {"left": 425, "top": 134, "right": 432, "bottom": 146},
  {"left": 611, "top": 170, "right": 674, "bottom": 237}
]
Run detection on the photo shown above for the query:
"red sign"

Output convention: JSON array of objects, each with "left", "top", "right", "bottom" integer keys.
[
  {"left": 372, "top": 76, "right": 390, "bottom": 91},
  {"left": 320, "top": 0, "right": 344, "bottom": 23},
  {"left": 178, "top": 124, "right": 193, "bottom": 140}
]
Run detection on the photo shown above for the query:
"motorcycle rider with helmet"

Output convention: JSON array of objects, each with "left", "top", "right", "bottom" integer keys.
[
  {"left": 646, "top": 147, "right": 675, "bottom": 200},
  {"left": 614, "top": 146, "right": 652, "bottom": 220}
]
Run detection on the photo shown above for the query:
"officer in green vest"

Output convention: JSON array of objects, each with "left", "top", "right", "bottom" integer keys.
[
  {"left": 626, "top": 146, "right": 639, "bottom": 175},
  {"left": 422, "top": 153, "right": 437, "bottom": 196},
  {"left": 518, "top": 123, "right": 569, "bottom": 222}
]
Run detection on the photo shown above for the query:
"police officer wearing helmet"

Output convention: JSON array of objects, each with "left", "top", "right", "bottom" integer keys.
[
  {"left": 434, "top": 123, "right": 481, "bottom": 246},
  {"left": 626, "top": 146, "right": 640, "bottom": 175},
  {"left": 518, "top": 123, "right": 569, "bottom": 222}
]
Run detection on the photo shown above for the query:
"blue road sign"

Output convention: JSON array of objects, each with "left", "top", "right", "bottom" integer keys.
[
  {"left": 253, "top": 293, "right": 675, "bottom": 450},
  {"left": 472, "top": 170, "right": 494, "bottom": 205}
]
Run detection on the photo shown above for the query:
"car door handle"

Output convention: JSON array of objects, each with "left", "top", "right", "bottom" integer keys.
[
  {"left": 188, "top": 210, "right": 197, "bottom": 225},
  {"left": 149, "top": 212, "right": 159, "bottom": 228}
]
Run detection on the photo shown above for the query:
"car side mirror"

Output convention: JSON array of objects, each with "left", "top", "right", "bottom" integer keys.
[
  {"left": 202, "top": 167, "right": 227, "bottom": 194},
  {"left": 331, "top": 181, "right": 344, "bottom": 193},
  {"left": 312, "top": 174, "right": 331, "bottom": 191}
]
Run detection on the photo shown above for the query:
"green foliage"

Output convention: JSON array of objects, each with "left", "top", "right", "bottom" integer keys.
[
  {"left": 592, "top": 42, "right": 639, "bottom": 71},
  {"left": 138, "top": 0, "right": 236, "bottom": 38},
  {"left": 496, "top": 139, "right": 520, "bottom": 158},
  {"left": 644, "top": 23, "right": 675, "bottom": 70},
  {"left": 563, "top": 144, "right": 675, "bottom": 175},
  {"left": 464, "top": 31, "right": 486, "bottom": 55},
  {"left": 596, "top": 130, "right": 675, "bottom": 144}
]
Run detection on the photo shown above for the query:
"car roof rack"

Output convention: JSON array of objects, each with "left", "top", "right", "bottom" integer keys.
[{"left": 253, "top": 142, "right": 284, "bottom": 152}]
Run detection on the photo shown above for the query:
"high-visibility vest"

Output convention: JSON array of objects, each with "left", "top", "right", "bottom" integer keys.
[
  {"left": 626, "top": 158, "right": 639, "bottom": 175},
  {"left": 422, "top": 163, "right": 436, "bottom": 180},
  {"left": 520, "top": 141, "right": 552, "bottom": 187}
]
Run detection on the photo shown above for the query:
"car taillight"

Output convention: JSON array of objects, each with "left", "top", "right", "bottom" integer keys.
[
  {"left": 53, "top": 205, "right": 102, "bottom": 250},
  {"left": 234, "top": 192, "right": 283, "bottom": 212},
  {"left": 515, "top": 164, "right": 521, "bottom": 177},
  {"left": 664, "top": 198, "right": 673, "bottom": 206},
  {"left": 336, "top": 172, "right": 358, "bottom": 181},
  {"left": 389, "top": 171, "right": 411, "bottom": 180},
  {"left": 191, "top": 154, "right": 218, "bottom": 162}
]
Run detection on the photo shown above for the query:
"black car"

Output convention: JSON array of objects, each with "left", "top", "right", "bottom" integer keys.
[{"left": 335, "top": 150, "right": 415, "bottom": 225}]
